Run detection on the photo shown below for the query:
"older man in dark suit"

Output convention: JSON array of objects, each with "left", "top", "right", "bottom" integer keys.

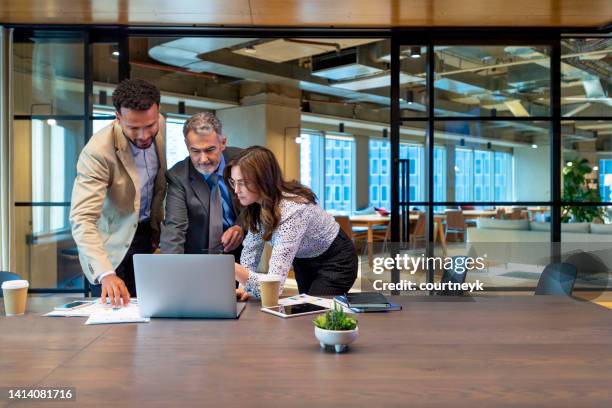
[{"left": 160, "top": 112, "right": 244, "bottom": 260}]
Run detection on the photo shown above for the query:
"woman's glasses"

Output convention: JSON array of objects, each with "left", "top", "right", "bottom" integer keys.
[{"left": 228, "top": 178, "right": 252, "bottom": 189}]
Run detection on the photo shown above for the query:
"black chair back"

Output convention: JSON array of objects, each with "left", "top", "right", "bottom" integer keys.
[
  {"left": 439, "top": 256, "right": 469, "bottom": 295},
  {"left": 535, "top": 263, "right": 577, "bottom": 296}
]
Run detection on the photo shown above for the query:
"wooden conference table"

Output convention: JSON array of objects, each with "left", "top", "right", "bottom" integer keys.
[{"left": 2, "top": 295, "right": 612, "bottom": 407}]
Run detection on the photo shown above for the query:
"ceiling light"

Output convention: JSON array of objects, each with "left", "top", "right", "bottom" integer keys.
[
  {"left": 532, "top": 144, "right": 538, "bottom": 149},
  {"left": 410, "top": 46, "right": 421, "bottom": 59},
  {"left": 454, "top": 166, "right": 460, "bottom": 173},
  {"left": 295, "top": 136, "right": 302, "bottom": 144},
  {"left": 244, "top": 45, "right": 257, "bottom": 54},
  {"left": 112, "top": 51, "right": 120, "bottom": 57},
  {"left": 47, "top": 119, "right": 57, "bottom": 126},
  {"left": 566, "top": 161, "right": 573, "bottom": 167},
  {"left": 593, "top": 166, "right": 599, "bottom": 171}
]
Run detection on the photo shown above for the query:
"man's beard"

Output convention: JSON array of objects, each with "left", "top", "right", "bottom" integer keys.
[
  {"left": 124, "top": 131, "right": 157, "bottom": 149},
  {"left": 195, "top": 164, "right": 214, "bottom": 176}
]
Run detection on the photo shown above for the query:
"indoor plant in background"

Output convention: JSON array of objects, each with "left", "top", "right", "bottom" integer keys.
[
  {"left": 562, "top": 158, "right": 605, "bottom": 223},
  {"left": 313, "top": 305, "right": 358, "bottom": 353}
]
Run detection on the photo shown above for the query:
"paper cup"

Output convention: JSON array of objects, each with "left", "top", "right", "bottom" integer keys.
[
  {"left": 2, "top": 280, "right": 29, "bottom": 316},
  {"left": 259, "top": 275, "right": 281, "bottom": 308}
]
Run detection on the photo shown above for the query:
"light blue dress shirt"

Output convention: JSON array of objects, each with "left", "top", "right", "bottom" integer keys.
[
  {"left": 203, "top": 154, "right": 235, "bottom": 230},
  {"left": 128, "top": 141, "right": 159, "bottom": 222}
]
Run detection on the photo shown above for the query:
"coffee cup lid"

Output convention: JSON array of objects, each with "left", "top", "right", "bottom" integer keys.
[
  {"left": 2, "top": 280, "right": 29, "bottom": 290},
  {"left": 259, "top": 274, "right": 281, "bottom": 282}
]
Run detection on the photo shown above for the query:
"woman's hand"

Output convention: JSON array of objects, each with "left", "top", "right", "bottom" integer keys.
[
  {"left": 234, "top": 263, "right": 250, "bottom": 284},
  {"left": 236, "top": 288, "right": 249, "bottom": 302}
]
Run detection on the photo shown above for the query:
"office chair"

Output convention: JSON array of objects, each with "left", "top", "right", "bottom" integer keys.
[
  {"left": 535, "top": 262, "right": 577, "bottom": 296},
  {"left": 0, "top": 271, "right": 21, "bottom": 297},
  {"left": 445, "top": 209, "right": 467, "bottom": 241}
]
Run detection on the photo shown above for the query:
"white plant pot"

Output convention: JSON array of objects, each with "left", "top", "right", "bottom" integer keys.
[{"left": 314, "top": 326, "right": 359, "bottom": 353}]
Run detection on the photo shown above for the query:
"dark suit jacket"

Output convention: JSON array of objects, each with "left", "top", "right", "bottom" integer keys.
[{"left": 160, "top": 147, "right": 244, "bottom": 254}]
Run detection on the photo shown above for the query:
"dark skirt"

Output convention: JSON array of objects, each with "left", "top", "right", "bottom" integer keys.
[{"left": 292, "top": 228, "right": 358, "bottom": 296}]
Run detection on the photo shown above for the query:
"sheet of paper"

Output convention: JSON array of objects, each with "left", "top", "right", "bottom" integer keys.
[
  {"left": 44, "top": 302, "right": 106, "bottom": 317},
  {"left": 85, "top": 303, "right": 149, "bottom": 325},
  {"left": 44, "top": 299, "right": 139, "bottom": 318},
  {"left": 279, "top": 294, "right": 354, "bottom": 313}
]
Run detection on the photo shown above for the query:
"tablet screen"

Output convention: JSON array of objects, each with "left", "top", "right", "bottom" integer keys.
[{"left": 268, "top": 303, "right": 328, "bottom": 316}]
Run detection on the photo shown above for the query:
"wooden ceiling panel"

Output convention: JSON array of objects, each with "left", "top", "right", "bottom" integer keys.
[{"left": 0, "top": 0, "right": 609, "bottom": 27}]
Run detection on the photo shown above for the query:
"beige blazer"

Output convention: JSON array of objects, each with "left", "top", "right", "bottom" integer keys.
[{"left": 70, "top": 116, "right": 167, "bottom": 284}]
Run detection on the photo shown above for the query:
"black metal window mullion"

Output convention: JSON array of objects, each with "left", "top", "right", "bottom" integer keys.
[
  {"left": 551, "top": 38, "right": 562, "bottom": 248},
  {"left": 426, "top": 42, "right": 435, "bottom": 289},
  {"left": 389, "top": 34, "right": 401, "bottom": 292},
  {"left": 118, "top": 30, "right": 130, "bottom": 81}
]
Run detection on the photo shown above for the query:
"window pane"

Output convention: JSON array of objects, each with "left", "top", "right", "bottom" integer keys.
[
  {"left": 434, "top": 45, "right": 551, "bottom": 117},
  {"left": 93, "top": 42, "right": 119, "bottom": 88},
  {"left": 435, "top": 206, "right": 557, "bottom": 289},
  {"left": 369, "top": 139, "right": 390, "bottom": 210},
  {"left": 14, "top": 206, "right": 81, "bottom": 290},
  {"left": 562, "top": 120, "right": 612, "bottom": 203},
  {"left": 13, "top": 119, "right": 85, "bottom": 204},
  {"left": 559, "top": 205, "right": 612, "bottom": 294},
  {"left": 165, "top": 116, "right": 189, "bottom": 169},
  {"left": 561, "top": 38, "right": 611, "bottom": 118},
  {"left": 299, "top": 132, "right": 324, "bottom": 201},
  {"left": 435, "top": 121, "right": 550, "bottom": 202},
  {"left": 13, "top": 33, "right": 84, "bottom": 115},
  {"left": 324, "top": 136, "right": 354, "bottom": 212},
  {"left": 398, "top": 45, "right": 427, "bottom": 118}
]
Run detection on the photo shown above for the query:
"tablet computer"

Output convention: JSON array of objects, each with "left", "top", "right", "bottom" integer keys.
[{"left": 261, "top": 303, "right": 330, "bottom": 318}]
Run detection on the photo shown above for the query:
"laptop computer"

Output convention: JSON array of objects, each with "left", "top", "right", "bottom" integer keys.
[{"left": 133, "top": 254, "right": 247, "bottom": 318}]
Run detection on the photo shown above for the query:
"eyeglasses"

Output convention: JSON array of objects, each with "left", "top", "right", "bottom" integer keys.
[{"left": 228, "top": 178, "right": 252, "bottom": 189}]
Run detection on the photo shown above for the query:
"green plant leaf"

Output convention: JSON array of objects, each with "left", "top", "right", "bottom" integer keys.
[
  {"left": 313, "top": 304, "right": 357, "bottom": 330},
  {"left": 562, "top": 158, "right": 604, "bottom": 223}
]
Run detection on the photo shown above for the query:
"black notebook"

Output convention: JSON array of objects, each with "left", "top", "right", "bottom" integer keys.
[{"left": 344, "top": 292, "right": 391, "bottom": 308}]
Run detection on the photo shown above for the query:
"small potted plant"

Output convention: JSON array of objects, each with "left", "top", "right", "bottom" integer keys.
[{"left": 313, "top": 304, "right": 358, "bottom": 353}]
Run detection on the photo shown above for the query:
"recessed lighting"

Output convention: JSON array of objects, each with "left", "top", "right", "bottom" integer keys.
[
  {"left": 532, "top": 144, "right": 538, "bottom": 149},
  {"left": 593, "top": 166, "right": 599, "bottom": 171},
  {"left": 47, "top": 119, "right": 57, "bottom": 126},
  {"left": 112, "top": 51, "right": 119, "bottom": 57},
  {"left": 294, "top": 136, "right": 302, "bottom": 144},
  {"left": 566, "top": 161, "right": 573, "bottom": 167}
]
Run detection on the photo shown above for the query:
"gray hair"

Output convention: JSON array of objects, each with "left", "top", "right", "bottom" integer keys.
[{"left": 182, "top": 112, "right": 224, "bottom": 139}]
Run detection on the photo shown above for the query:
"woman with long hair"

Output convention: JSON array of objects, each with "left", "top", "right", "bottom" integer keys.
[{"left": 224, "top": 146, "right": 357, "bottom": 298}]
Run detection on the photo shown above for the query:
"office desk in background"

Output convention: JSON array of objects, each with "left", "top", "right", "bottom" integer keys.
[
  {"left": 2, "top": 296, "right": 612, "bottom": 407},
  {"left": 349, "top": 214, "right": 448, "bottom": 265}
]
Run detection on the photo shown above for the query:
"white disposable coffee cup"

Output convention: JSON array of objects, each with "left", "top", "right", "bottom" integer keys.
[
  {"left": 259, "top": 275, "right": 281, "bottom": 308},
  {"left": 2, "top": 280, "right": 29, "bottom": 316}
]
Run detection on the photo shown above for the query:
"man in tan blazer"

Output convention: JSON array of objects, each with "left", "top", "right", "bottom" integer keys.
[{"left": 70, "top": 79, "right": 166, "bottom": 306}]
